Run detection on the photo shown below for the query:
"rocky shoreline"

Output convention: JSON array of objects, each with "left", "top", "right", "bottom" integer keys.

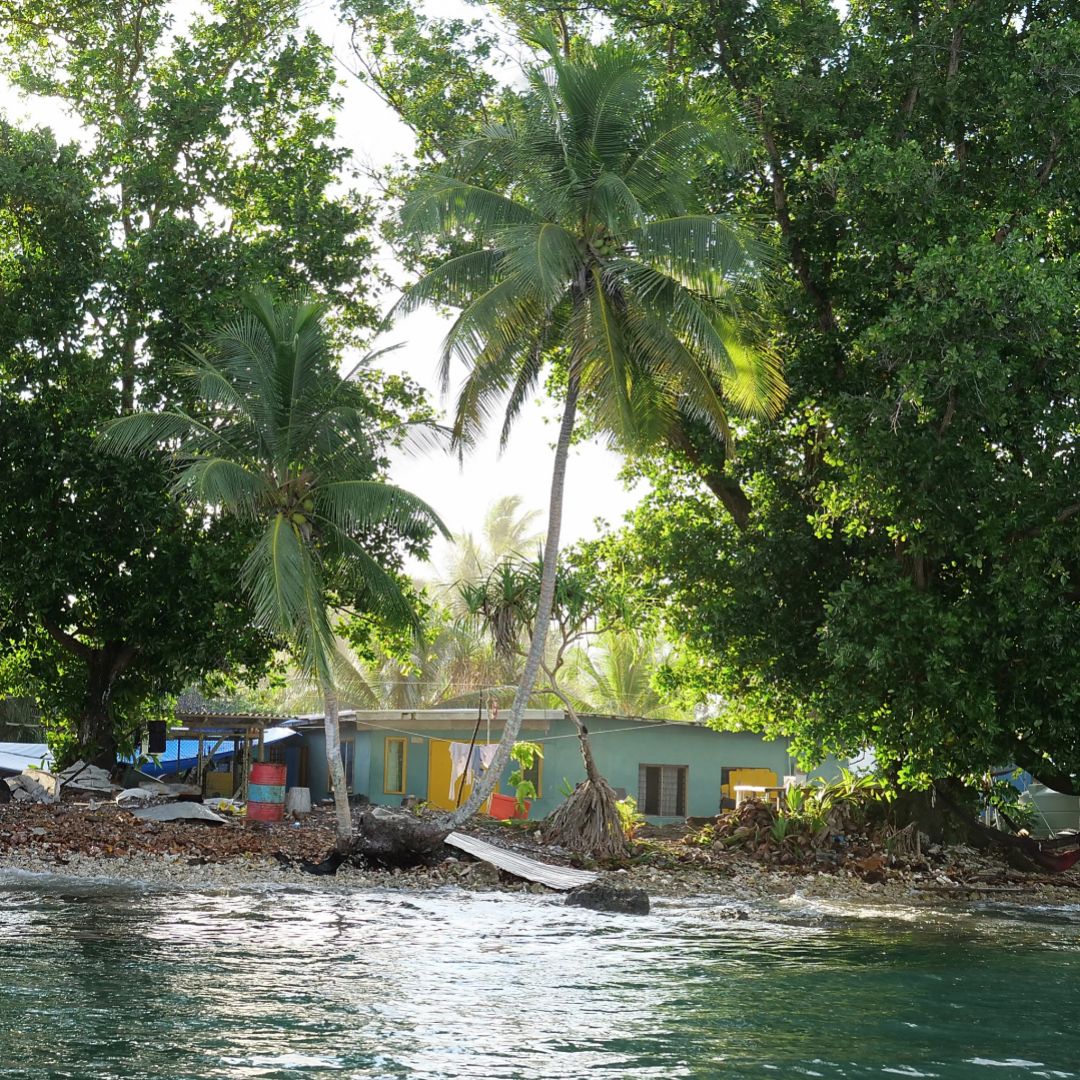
[
  {"left": 2, "top": 799, "right": 1079, "bottom": 908},
  {"left": 2, "top": 845, "right": 1079, "bottom": 911}
]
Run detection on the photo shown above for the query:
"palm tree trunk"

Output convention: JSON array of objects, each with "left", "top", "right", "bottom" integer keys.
[
  {"left": 447, "top": 372, "right": 581, "bottom": 826},
  {"left": 323, "top": 685, "right": 353, "bottom": 852}
]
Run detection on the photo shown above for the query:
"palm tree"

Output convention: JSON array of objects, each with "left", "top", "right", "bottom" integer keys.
[
  {"left": 442, "top": 495, "right": 542, "bottom": 595},
  {"left": 398, "top": 38, "right": 785, "bottom": 826},
  {"left": 102, "top": 292, "right": 447, "bottom": 850},
  {"left": 564, "top": 630, "right": 677, "bottom": 720}
]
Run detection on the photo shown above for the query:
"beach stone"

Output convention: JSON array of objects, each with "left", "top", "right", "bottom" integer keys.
[{"left": 565, "top": 881, "right": 650, "bottom": 915}]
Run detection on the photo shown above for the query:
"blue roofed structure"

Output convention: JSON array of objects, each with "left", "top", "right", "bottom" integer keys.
[{"left": 135, "top": 727, "right": 297, "bottom": 777}]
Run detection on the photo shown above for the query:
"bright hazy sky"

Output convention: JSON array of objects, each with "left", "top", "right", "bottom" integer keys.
[{"left": 2, "top": 1, "right": 645, "bottom": 574}]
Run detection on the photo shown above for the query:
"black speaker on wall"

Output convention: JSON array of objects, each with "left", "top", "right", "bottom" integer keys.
[{"left": 147, "top": 720, "right": 167, "bottom": 755}]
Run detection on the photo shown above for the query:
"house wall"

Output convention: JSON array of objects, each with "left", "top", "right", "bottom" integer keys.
[
  {"left": 301, "top": 722, "right": 373, "bottom": 799},
  {"left": 294, "top": 714, "right": 830, "bottom": 822},
  {"left": 542, "top": 717, "right": 798, "bottom": 821}
]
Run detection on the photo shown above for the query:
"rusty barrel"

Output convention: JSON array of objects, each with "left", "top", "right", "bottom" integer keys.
[{"left": 247, "top": 762, "right": 286, "bottom": 822}]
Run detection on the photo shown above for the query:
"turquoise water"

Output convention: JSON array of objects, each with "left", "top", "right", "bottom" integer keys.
[{"left": 1, "top": 874, "right": 1078, "bottom": 1079}]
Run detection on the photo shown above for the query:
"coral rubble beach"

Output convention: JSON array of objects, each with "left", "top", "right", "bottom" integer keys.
[{"left": 2, "top": 797, "right": 1079, "bottom": 908}]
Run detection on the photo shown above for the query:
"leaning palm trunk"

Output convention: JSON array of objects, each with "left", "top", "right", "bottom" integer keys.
[
  {"left": 447, "top": 375, "right": 580, "bottom": 826},
  {"left": 323, "top": 687, "right": 353, "bottom": 852},
  {"left": 542, "top": 690, "right": 629, "bottom": 858}
]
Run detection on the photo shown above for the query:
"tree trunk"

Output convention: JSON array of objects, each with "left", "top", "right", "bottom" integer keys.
[
  {"left": 1010, "top": 742, "right": 1080, "bottom": 795},
  {"left": 447, "top": 373, "right": 581, "bottom": 826},
  {"left": 76, "top": 657, "right": 117, "bottom": 768},
  {"left": 322, "top": 686, "right": 353, "bottom": 852},
  {"left": 73, "top": 644, "right": 136, "bottom": 769},
  {"left": 540, "top": 685, "right": 629, "bottom": 858},
  {"left": 547, "top": 676, "right": 603, "bottom": 784},
  {"left": 575, "top": 719, "right": 602, "bottom": 784}
]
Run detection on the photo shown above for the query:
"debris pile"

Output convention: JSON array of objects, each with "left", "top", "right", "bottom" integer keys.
[
  {"left": 58, "top": 762, "right": 116, "bottom": 793},
  {"left": 4, "top": 771, "right": 58, "bottom": 805},
  {"left": 0, "top": 801, "right": 335, "bottom": 862}
]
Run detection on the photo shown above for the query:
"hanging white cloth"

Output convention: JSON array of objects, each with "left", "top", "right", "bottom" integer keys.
[
  {"left": 475, "top": 744, "right": 498, "bottom": 775},
  {"left": 448, "top": 741, "right": 473, "bottom": 800},
  {"left": 448, "top": 742, "right": 501, "bottom": 800}
]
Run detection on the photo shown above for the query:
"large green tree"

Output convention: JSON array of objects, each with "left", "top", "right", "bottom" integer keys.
[
  {"left": 397, "top": 37, "right": 784, "bottom": 825},
  {"left": 0, "top": 0, "right": 397, "bottom": 762},
  {"left": 584, "top": 0, "right": 1080, "bottom": 791},
  {"left": 104, "top": 293, "right": 446, "bottom": 848}
]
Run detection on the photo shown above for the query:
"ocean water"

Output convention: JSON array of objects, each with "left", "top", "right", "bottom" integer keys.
[{"left": 0, "top": 872, "right": 1077, "bottom": 1079}]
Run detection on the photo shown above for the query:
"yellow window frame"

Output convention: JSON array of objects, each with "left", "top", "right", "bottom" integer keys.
[{"left": 384, "top": 737, "right": 408, "bottom": 795}]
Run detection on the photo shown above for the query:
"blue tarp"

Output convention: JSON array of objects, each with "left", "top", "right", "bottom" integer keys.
[{"left": 133, "top": 727, "right": 296, "bottom": 777}]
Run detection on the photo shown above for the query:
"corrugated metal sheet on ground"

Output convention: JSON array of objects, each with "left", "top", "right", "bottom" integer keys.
[{"left": 445, "top": 831, "right": 599, "bottom": 890}]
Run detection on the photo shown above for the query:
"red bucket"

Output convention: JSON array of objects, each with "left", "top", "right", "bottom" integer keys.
[
  {"left": 248, "top": 762, "right": 286, "bottom": 822},
  {"left": 489, "top": 791, "right": 529, "bottom": 820}
]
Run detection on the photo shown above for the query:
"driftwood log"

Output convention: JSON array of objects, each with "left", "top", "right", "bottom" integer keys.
[{"left": 350, "top": 807, "right": 450, "bottom": 869}]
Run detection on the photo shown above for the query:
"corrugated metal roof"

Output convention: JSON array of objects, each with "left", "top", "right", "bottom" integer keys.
[{"left": 444, "top": 831, "right": 600, "bottom": 890}]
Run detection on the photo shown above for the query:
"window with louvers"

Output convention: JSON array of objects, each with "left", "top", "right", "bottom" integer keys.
[{"left": 638, "top": 764, "right": 688, "bottom": 816}]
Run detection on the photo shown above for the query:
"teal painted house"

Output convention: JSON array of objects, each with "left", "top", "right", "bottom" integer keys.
[{"left": 290, "top": 709, "right": 832, "bottom": 822}]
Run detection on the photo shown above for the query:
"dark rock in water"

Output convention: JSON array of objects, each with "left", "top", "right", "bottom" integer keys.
[
  {"left": 565, "top": 881, "right": 650, "bottom": 915},
  {"left": 350, "top": 807, "right": 450, "bottom": 870}
]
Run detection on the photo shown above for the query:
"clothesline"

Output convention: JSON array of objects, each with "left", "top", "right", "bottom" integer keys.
[{"left": 337, "top": 714, "right": 690, "bottom": 745}]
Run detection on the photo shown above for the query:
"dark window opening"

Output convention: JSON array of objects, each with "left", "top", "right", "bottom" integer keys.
[{"left": 637, "top": 764, "right": 688, "bottom": 816}]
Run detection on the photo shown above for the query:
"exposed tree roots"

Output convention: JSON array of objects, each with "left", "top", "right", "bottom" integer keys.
[
  {"left": 542, "top": 775, "right": 629, "bottom": 860},
  {"left": 350, "top": 807, "right": 450, "bottom": 869}
]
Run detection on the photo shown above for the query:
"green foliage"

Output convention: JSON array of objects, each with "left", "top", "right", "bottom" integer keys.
[
  {"left": 508, "top": 740, "right": 543, "bottom": 812},
  {"left": 0, "top": 0, "right": 389, "bottom": 761},
  {"left": 397, "top": 36, "right": 785, "bottom": 455},
  {"left": 587, "top": 0, "right": 1080, "bottom": 791},
  {"left": 103, "top": 292, "right": 447, "bottom": 696},
  {"left": 615, "top": 795, "right": 645, "bottom": 839},
  {"left": 705, "top": 772, "right": 892, "bottom": 856}
]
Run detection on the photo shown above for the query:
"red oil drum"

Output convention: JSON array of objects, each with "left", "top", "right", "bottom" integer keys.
[{"left": 248, "top": 762, "right": 286, "bottom": 822}]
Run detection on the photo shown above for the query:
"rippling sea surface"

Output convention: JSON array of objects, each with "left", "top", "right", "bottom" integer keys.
[{"left": 1, "top": 872, "right": 1078, "bottom": 1079}]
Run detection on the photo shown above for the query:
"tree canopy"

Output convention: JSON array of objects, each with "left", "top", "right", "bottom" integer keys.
[
  {"left": 583, "top": 0, "right": 1080, "bottom": 791},
  {"left": 0, "top": 0, "right": 413, "bottom": 762}
]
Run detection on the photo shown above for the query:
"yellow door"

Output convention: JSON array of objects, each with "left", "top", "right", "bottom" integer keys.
[
  {"left": 723, "top": 767, "right": 779, "bottom": 802},
  {"left": 426, "top": 738, "right": 494, "bottom": 812}
]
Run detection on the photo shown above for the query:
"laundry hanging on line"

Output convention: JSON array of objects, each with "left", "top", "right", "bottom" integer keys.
[{"left": 448, "top": 742, "right": 499, "bottom": 799}]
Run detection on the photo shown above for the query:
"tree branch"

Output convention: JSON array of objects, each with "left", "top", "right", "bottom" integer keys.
[
  {"left": 665, "top": 425, "right": 752, "bottom": 529},
  {"left": 993, "top": 133, "right": 1062, "bottom": 245},
  {"left": 40, "top": 617, "right": 92, "bottom": 661}
]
